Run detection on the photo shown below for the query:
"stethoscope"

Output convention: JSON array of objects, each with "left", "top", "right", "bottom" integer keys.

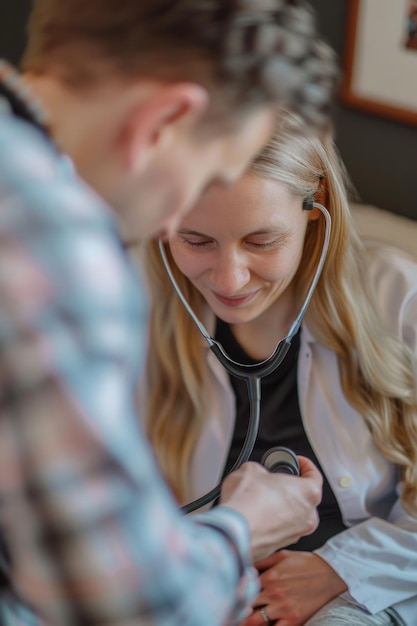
[{"left": 159, "top": 201, "right": 331, "bottom": 513}]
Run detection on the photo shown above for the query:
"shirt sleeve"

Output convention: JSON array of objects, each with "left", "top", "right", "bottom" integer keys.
[
  {"left": 315, "top": 245, "right": 417, "bottom": 616},
  {"left": 315, "top": 510, "right": 417, "bottom": 614},
  {"left": 0, "top": 117, "right": 258, "bottom": 626}
]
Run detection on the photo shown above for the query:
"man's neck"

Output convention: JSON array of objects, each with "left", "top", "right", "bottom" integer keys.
[
  {"left": 23, "top": 72, "right": 88, "bottom": 160},
  {"left": 0, "top": 60, "right": 50, "bottom": 135}
]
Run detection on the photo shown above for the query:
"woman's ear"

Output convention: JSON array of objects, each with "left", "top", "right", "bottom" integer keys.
[
  {"left": 315, "top": 176, "right": 328, "bottom": 206},
  {"left": 304, "top": 177, "right": 329, "bottom": 221},
  {"left": 118, "top": 82, "right": 210, "bottom": 173},
  {"left": 304, "top": 201, "right": 321, "bottom": 222}
]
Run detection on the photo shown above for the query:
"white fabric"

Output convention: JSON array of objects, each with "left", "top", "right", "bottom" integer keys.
[
  {"left": 304, "top": 597, "right": 402, "bottom": 626},
  {"left": 350, "top": 203, "right": 417, "bottom": 258},
  {"left": 185, "top": 243, "right": 417, "bottom": 625}
]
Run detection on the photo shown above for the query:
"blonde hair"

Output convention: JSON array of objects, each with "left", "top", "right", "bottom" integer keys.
[{"left": 142, "top": 113, "right": 417, "bottom": 515}]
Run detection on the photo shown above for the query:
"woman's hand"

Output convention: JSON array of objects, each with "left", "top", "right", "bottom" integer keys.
[{"left": 238, "top": 550, "right": 348, "bottom": 626}]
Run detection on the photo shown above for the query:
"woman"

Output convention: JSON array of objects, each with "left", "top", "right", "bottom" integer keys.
[{"left": 140, "top": 113, "right": 417, "bottom": 626}]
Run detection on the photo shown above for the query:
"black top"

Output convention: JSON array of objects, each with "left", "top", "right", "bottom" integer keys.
[{"left": 215, "top": 318, "right": 347, "bottom": 551}]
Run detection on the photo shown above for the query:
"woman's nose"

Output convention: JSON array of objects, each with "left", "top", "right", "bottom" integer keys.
[{"left": 209, "top": 251, "right": 250, "bottom": 294}]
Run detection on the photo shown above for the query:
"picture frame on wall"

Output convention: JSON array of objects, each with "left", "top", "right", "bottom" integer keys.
[{"left": 341, "top": 0, "right": 417, "bottom": 126}]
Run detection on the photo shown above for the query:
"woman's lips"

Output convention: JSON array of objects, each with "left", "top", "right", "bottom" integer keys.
[{"left": 212, "top": 291, "right": 257, "bottom": 307}]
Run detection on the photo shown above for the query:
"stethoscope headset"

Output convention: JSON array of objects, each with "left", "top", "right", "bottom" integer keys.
[{"left": 159, "top": 200, "right": 331, "bottom": 513}]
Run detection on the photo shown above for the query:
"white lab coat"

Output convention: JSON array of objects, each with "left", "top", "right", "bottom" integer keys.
[{"left": 182, "top": 242, "right": 417, "bottom": 624}]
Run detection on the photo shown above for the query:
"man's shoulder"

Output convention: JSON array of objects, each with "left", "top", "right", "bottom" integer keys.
[
  {"left": 0, "top": 111, "right": 140, "bottom": 317},
  {"left": 0, "top": 111, "right": 109, "bottom": 227}
]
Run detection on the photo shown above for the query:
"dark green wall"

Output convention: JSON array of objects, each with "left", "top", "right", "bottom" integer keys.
[
  {"left": 310, "top": 0, "right": 417, "bottom": 222},
  {"left": 0, "top": 1, "right": 32, "bottom": 65},
  {"left": 1, "top": 0, "right": 416, "bottom": 221}
]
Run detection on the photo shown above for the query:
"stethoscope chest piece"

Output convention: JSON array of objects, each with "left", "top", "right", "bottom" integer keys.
[{"left": 261, "top": 446, "right": 300, "bottom": 475}]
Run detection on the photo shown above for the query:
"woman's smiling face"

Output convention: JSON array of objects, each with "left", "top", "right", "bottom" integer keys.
[{"left": 169, "top": 173, "right": 313, "bottom": 326}]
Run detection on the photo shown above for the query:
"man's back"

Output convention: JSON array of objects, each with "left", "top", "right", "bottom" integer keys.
[
  {"left": 0, "top": 103, "right": 263, "bottom": 625},
  {"left": 0, "top": 0, "right": 337, "bottom": 620}
]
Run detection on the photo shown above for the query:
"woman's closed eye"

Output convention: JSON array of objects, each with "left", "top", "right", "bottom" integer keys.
[
  {"left": 245, "top": 238, "right": 284, "bottom": 250},
  {"left": 244, "top": 231, "right": 291, "bottom": 250},
  {"left": 179, "top": 235, "right": 215, "bottom": 249}
]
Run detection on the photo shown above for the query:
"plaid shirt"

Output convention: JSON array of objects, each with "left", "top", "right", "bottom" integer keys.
[{"left": 0, "top": 95, "right": 258, "bottom": 625}]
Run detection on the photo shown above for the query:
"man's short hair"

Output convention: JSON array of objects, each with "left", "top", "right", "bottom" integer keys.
[{"left": 22, "top": 0, "right": 338, "bottom": 128}]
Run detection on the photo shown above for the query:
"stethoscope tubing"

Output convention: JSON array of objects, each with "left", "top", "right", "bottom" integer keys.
[{"left": 158, "top": 203, "right": 331, "bottom": 513}]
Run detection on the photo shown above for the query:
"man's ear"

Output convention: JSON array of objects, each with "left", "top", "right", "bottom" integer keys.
[{"left": 119, "top": 82, "right": 209, "bottom": 173}]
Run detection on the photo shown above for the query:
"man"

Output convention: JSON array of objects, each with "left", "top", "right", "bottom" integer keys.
[{"left": 0, "top": 1, "right": 337, "bottom": 624}]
